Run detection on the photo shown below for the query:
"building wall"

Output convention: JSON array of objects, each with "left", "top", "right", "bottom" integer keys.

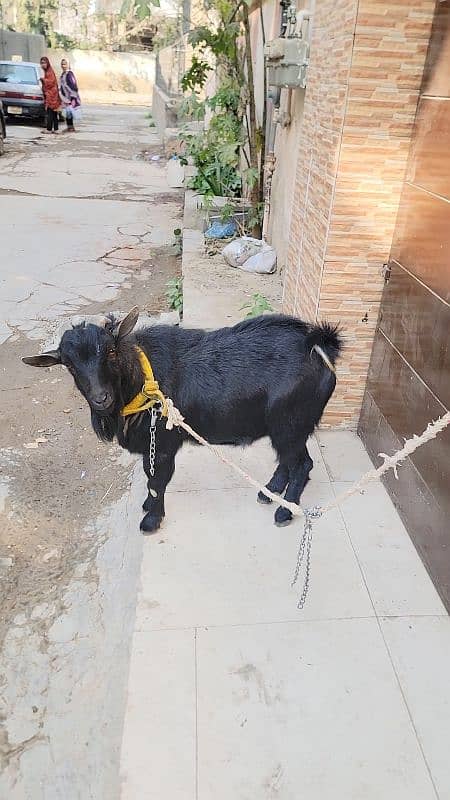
[
  {"left": 248, "top": 0, "right": 308, "bottom": 268},
  {"left": 282, "top": 0, "right": 436, "bottom": 427},
  {"left": 48, "top": 48, "right": 155, "bottom": 105},
  {"left": 0, "top": 29, "right": 45, "bottom": 62},
  {"left": 268, "top": 88, "right": 305, "bottom": 268}
]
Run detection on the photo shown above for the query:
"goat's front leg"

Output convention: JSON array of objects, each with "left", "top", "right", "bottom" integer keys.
[{"left": 141, "top": 432, "right": 181, "bottom": 534}]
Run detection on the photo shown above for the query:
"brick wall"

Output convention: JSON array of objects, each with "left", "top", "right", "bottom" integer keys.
[{"left": 283, "top": 0, "right": 436, "bottom": 427}]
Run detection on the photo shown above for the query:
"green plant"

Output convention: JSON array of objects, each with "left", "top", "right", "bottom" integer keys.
[
  {"left": 240, "top": 293, "right": 273, "bottom": 318},
  {"left": 50, "top": 31, "right": 78, "bottom": 49},
  {"left": 181, "top": 56, "right": 211, "bottom": 93},
  {"left": 219, "top": 202, "right": 236, "bottom": 222},
  {"left": 178, "top": 94, "right": 205, "bottom": 123},
  {"left": 180, "top": 124, "right": 242, "bottom": 198},
  {"left": 180, "top": 0, "right": 267, "bottom": 236},
  {"left": 166, "top": 277, "right": 183, "bottom": 314},
  {"left": 245, "top": 201, "right": 265, "bottom": 233},
  {"left": 15, "top": 0, "right": 58, "bottom": 43}
]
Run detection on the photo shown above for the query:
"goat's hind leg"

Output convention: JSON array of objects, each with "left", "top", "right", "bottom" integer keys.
[
  {"left": 274, "top": 445, "right": 313, "bottom": 527},
  {"left": 257, "top": 463, "right": 289, "bottom": 505}
]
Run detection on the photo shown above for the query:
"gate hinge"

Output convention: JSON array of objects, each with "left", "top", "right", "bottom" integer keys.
[{"left": 382, "top": 262, "right": 391, "bottom": 283}]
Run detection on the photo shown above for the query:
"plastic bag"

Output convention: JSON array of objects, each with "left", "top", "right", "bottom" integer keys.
[
  {"left": 204, "top": 220, "right": 237, "bottom": 239},
  {"left": 64, "top": 105, "right": 82, "bottom": 122},
  {"left": 222, "top": 237, "right": 277, "bottom": 273},
  {"left": 240, "top": 246, "right": 277, "bottom": 274},
  {"left": 222, "top": 236, "right": 263, "bottom": 267}
]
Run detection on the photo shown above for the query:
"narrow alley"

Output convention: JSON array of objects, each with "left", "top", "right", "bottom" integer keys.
[
  {"left": 0, "top": 107, "right": 183, "bottom": 797},
  {"left": 1, "top": 105, "right": 449, "bottom": 800}
]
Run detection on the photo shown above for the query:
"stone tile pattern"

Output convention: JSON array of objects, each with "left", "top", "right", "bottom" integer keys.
[{"left": 283, "top": 0, "right": 436, "bottom": 427}]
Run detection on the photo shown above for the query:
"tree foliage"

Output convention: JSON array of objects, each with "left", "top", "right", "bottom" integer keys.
[{"left": 120, "top": 0, "right": 161, "bottom": 23}]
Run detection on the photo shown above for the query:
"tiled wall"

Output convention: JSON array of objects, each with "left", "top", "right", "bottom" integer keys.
[{"left": 283, "top": 0, "right": 436, "bottom": 427}]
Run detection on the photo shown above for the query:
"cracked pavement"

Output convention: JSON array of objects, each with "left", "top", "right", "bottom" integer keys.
[{"left": 0, "top": 106, "right": 182, "bottom": 798}]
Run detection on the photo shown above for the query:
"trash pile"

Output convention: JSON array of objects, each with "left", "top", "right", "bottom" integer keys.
[{"left": 222, "top": 236, "right": 277, "bottom": 274}]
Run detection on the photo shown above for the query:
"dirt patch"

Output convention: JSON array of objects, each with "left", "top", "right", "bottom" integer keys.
[
  {"left": 135, "top": 146, "right": 165, "bottom": 162},
  {"left": 0, "top": 246, "right": 181, "bottom": 645}
]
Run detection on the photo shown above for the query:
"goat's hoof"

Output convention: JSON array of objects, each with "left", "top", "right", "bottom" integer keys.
[
  {"left": 140, "top": 512, "right": 164, "bottom": 535},
  {"left": 257, "top": 490, "right": 272, "bottom": 505},
  {"left": 274, "top": 507, "right": 293, "bottom": 527}
]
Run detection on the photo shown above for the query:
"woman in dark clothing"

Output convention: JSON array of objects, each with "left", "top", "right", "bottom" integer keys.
[
  {"left": 40, "top": 56, "right": 61, "bottom": 133},
  {"left": 60, "top": 58, "right": 81, "bottom": 133}
]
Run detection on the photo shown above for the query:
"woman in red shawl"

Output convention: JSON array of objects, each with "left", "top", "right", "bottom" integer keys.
[{"left": 40, "top": 57, "right": 61, "bottom": 134}]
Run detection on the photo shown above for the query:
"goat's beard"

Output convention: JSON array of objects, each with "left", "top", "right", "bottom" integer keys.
[{"left": 91, "top": 409, "right": 119, "bottom": 442}]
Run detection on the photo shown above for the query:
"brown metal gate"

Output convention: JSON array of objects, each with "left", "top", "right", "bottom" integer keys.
[{"left": 359, "top": 0, "right": 450, "bottom": 609}]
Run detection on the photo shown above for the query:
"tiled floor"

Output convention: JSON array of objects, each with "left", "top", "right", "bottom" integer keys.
[{"left": 120, "top": 432, "right": 449, "bottom": 799}]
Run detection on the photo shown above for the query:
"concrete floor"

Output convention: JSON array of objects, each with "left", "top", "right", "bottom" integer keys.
[{"left": 120, "top": 435, "right": 450, "bottom": 800}]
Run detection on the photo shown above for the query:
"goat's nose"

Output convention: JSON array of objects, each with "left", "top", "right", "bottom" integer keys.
[{"left": 93, "top": 391, "right": 109, "bottom": 406}]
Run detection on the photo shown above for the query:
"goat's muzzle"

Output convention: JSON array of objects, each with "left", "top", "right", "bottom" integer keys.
[{"left": 90, "top": 392, "right": 114, "bottom": 414}]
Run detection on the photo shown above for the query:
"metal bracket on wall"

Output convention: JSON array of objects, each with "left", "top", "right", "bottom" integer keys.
[{"left": 382, "top": 262, "right": 392, "bottom": 283}]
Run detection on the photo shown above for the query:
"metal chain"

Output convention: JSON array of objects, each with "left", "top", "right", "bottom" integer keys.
[
  {"left": 291, "top": 506, "right": 322, "bottom": 609},
  {"left": 148, "top": 405, "right": 160, "bottom": 477}
]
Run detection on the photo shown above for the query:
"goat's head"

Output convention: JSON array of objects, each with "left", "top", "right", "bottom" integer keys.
[{"left": 22, "top": 308, "right": 140, "bottom": 419}]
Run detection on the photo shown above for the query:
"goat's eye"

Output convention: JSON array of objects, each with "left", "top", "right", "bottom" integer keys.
[{"left": 108, "top": 349, "right": 116, "bottom": 359}]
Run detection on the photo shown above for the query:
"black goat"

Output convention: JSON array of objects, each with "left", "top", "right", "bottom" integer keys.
[{"left": 23, "top": 309, "right": 342, "bottom": 533}]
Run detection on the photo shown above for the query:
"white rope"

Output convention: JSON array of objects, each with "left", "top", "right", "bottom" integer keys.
[
  {"left": 166, "top": 400, "right": 449, "bottom": 518},
  {"left": 321, "top": 411, "right": 450, "bottom": 515},
  {"left": 165, "top": 400, "right": 450, "bottom": 606}
]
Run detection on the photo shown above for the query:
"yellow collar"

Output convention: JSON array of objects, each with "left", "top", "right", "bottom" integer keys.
[{"left": 121, "top": 346, "right": 167, "bottom": 417}]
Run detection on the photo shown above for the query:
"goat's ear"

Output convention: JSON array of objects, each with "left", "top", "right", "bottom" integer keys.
[
  {"left": 22, "top": 350, "right": 61, "bottom": 367},
  {"left": 116, "top": 307, "right": 139, "bottom": 340}
]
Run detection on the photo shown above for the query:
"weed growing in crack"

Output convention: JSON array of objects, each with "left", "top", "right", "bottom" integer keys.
[
  {"left": 166, "top": 277, "right": 183, "bottom": 316},
  {"left": 240, "top": 293, "right": 273, "bottom": 318}
]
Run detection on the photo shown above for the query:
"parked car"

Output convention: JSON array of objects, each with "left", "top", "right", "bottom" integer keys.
[
  {"left": 0, "top": 61, "right": 45, "bottom": 122},
  {"left": 0, "top": 100, "right": 5, "bottom": 155}
]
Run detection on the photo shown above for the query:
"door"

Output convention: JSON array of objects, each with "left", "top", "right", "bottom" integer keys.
[{"left": 359, "top": 0, "right": 450, "bottom": 608}]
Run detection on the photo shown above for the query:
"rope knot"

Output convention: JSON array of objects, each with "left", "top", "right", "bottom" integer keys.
[
  {"left": 378, "top": 452, "right": 400, "bottom": 479},
  {"left": 165, "top": 398, "right": 185, "bottom": 430}
]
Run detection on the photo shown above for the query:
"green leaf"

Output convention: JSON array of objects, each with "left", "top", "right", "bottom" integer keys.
[
  {"left": 243, "top": 166, "right": 259, "bottom": 189},
  {"left": 240, "top": 293, "right": 273, "bottom": 318},
  {"left": 135, "top": 0, "right": 153, "bottom": 20},
  {"left": 120, "top": 0, "right": 132, "bottom": 16}
]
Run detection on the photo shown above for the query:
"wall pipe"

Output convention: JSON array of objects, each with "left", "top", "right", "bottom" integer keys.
[{"left": 261, "top": 1, "right": 287, "bottom": 241}]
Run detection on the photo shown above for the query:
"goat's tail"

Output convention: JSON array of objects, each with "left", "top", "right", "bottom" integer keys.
[{"left": 306, "top": 322, "right": 343, "bottom": 373}]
